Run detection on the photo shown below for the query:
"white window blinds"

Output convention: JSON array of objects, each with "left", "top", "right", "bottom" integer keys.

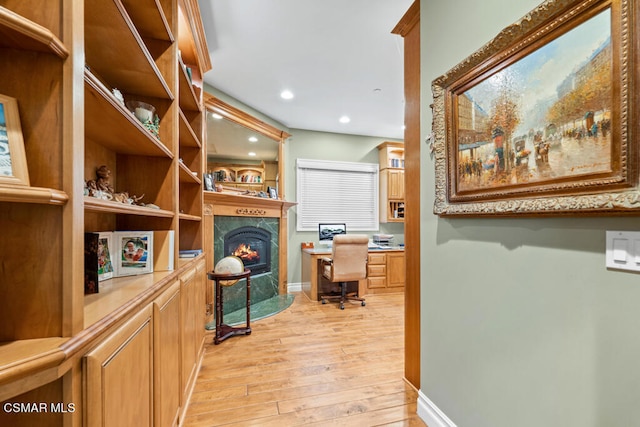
[{"left": 296, "top": 158, "right": 379, "bottom": 231}]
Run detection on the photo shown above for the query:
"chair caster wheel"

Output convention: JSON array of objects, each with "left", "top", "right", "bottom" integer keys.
[
  {"left": 321, "top": 299, "right": 326, "bottom": 304},
  {"left": 340, "top": 304, "right": 345, "bottom": 310},
  {"left": 361, "top": 301, "right": 366, "bottom": 306}
]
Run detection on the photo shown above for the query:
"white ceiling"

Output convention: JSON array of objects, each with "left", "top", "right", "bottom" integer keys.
[{"left": 197, "top": 0, "right": 413, "bottom": 140}]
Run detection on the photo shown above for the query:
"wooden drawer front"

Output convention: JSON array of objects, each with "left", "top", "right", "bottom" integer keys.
[
  {"left": 368, "top": 276, "right": 387, "bottom": 289},
  {"left": 368, "top": 253, "right": 386, "bottom": 265},
  {"left": 368, "top": 264, "right": 386, "bottom": 277}
]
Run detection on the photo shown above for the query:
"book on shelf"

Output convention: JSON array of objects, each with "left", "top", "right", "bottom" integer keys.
[
  {"left": 179, "top": 249, "right": 203, "bottom": 258},
  {"left": 84, "top": 233, "right": 100, "bottom": 294},
  {"left": 154, "top": 230, "right": 175, "bottom": 271}
]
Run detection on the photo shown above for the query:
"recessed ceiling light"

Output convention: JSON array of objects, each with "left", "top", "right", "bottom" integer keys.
[
  {"left": 280, "top": 90, "right": 294, "bottom": 100},
  {"left": 339, "top": 115, "right": 351, "bottom": 124},
  {"left": 211, "top": 113, "right": 223, "bottom": 119},
  {"left": 248, "top": 136, "right": 258, "bottom": 142},
  {"left": 248, "top": 152, "right": 256, "bottom": 156}
]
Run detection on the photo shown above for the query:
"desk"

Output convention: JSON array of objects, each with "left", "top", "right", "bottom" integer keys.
[{"left": 301, "top": 247, "right": 405, "bottom": 302}]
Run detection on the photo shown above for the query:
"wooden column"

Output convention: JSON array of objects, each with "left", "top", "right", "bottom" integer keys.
[{"left": 392, "top": 0, "right": 421, "bottom": 390}]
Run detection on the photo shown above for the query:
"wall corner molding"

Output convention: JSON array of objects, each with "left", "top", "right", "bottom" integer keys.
[{"left": 417, "top": 390, "right": 457, "bottom": 427}]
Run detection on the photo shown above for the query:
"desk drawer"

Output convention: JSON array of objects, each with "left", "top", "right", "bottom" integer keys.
[
  {"left": 368, "top": 264, "right": 386, "bottom": 277},
  {"left": 368, "top": 276, "right": 387, "bottom": 289},
  {"left": 368, "top": 253, "right": 386, "bottom": 265}
]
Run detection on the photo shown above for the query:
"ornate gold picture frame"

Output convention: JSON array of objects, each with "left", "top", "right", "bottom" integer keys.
[{"left": 432, "top": 0, "right": 638, "bottom": 216}]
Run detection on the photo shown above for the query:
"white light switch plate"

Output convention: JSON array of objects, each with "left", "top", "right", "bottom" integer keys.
[{"left": 606, "top": 230, "right": 640, "bottom": 272}]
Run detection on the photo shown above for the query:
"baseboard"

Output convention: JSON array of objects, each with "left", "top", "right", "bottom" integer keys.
[
  {"left": 417, "top": 390, "right": 457, "bottom": 427},
  {"left": 287, "top": 282, "right": 302, "bottom": 292}
]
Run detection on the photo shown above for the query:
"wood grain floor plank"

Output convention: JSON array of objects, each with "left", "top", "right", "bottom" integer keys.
[{"left": 182, "top": 292, "right": 426, "bottom": 427}]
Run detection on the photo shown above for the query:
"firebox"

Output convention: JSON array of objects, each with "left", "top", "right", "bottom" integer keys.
[{"left": 224, "top": 226, "right": 272, "bottom": 275}]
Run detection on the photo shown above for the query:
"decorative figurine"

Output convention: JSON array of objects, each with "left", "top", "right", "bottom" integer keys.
[
  {"left": 86, "top": 165, "right": 114, "bottom": 199},
  {"left": 85, "top": 165, "right": 144, "bottom": 205},
  {"left": 112, "top": 88, "right": 125, "bottom": 105}
]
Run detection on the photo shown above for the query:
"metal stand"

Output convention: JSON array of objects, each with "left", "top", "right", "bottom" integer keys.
[{"left": 207, "top": 268, "right": 251, "bottom": 345}]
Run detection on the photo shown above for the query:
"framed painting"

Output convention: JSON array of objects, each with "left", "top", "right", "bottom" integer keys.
[
  {"left": 0, "top": 94, "right": 30, "bottom": 186},
  {"left": 431, "top": 0, "right": 638, "bottom": 216}
]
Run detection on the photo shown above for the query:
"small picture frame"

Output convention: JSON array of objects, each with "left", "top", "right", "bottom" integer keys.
[
  {"left": 0, "top": 94, "right": 30, "bottom": 186},
  {"left": 268, "top": 186, "right": 278, "bottom": 199},
  {"left": 114, "top": 231, "right": 153, "bottom": 277},
  {"left": 97, "top": 232, "right": 114, "bottom": 281},
  {"left": 203, "top": 172, "right": 214, "bottom": 191}
]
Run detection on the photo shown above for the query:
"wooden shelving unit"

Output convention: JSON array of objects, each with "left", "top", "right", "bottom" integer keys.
[
  {"left": 209, "top": 162, "right": 266, "bottom": 191},
  {"left": 378, "top": 141, "right": 405, "bottom": 223},
  {"left": 0, "top": 1, "right": 211, "bottom": 425},
  {"left": 0, "top": 4, "right": 76, "bottom": 405}
]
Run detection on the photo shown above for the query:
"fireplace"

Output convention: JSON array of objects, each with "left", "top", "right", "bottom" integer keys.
[{"left": 224, "top": 226, "right": 271, "bottom": 275}]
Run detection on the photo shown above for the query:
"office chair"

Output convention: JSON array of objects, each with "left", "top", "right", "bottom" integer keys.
[{"left": 319, "top": 234, "right": 368, "bottom": 309}]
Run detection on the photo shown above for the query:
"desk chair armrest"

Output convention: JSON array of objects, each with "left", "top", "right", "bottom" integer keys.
[{"left": 320, "top": 257, "right": 333, "bottom": 265}]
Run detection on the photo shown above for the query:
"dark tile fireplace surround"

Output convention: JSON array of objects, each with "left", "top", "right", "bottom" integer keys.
[{"left": 214, "top": 216, "right": 279, "bottom": 314}]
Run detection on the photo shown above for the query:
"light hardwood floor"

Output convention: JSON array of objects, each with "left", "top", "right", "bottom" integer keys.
[{"left": 183, "top": 292, "right": 426, "bottom": 426}]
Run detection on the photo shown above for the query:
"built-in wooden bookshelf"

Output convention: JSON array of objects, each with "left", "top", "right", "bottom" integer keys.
[
  {"left": 209, "top": 162, "right": 267, "bottom": 191},
  {"left": 0, "top": 1, "right": 211, "bottom": 425}
]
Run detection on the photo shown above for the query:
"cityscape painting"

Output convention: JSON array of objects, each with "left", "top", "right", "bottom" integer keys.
[
  {"left": 456, "top": 8, "right": 611, "bottom": 192},
  {"left": 432, "top": 0, "right": 639, "bottom": 216}
]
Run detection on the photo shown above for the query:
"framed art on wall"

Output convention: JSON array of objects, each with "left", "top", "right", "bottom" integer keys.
[
  {"left": 431, "top": 0, "right": 638, "bottom": 216},
  {"left": 0, "top": 94, "right": 30, "bottom": 186}
]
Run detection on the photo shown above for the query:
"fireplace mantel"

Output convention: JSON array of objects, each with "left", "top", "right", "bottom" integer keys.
[
  {"left": 204, "top": 191, "right": 296, "bottom": 218},
  {"left": 203, "top": 191, "right": 296, "bottom": 298}
]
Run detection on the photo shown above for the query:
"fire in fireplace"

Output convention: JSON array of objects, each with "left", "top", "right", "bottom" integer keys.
[{"left": 224, "top": 226, "right": 272, "bottom": 275}]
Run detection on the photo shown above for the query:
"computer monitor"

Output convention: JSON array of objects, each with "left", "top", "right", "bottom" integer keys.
[{"left": 318, "top": 223, "right": 346, "bottom": 244}]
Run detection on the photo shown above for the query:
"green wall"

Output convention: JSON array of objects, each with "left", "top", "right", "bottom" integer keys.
[
  {"left": 285, "top": 128, "right": 404, "bottom": 285},
  {"left": 420, "top": 1, "right": 640, "bottom": 426}
]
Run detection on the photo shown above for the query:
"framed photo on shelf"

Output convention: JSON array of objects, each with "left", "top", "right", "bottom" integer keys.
[
  {"left": 268, "top": 186, "right": 278, "bottom": 199},
  {"left": 431, "top": 0, "right": 638, "bottom": 216},
  {"left": 114, "top": 231, "right": 153, "bottom": 276},
  {"left": 97, "top": 232, "right": 114, "bottom": 281},
  {"left": 203, "top": 172, "right": 214, "bottom": 191},
  {"left": 0, "top": 94, "right": 30, "bottom": 186}
]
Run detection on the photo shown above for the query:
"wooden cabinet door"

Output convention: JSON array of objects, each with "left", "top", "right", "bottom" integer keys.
[
  {"left": 180, "top": 267, "right": 198, "bottom": 404},
  {"left": 388, "top": 170, "right": 405, "bottom": 199},
  {"left": 84, "top": 305, "right": 153, "bottom": 427},
  {"left": 154, "top": 281, "right": 181, "bottom": 427},
  {"left": 195, "top": 260, "right": 207, "bottom": 356},
  {"left": 387, "top": 252, "right": 406, "bottom": 290}
]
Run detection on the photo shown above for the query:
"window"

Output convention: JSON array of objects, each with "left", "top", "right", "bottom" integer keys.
[{"left": 296, "top": 158, "right": 379, "bottom": 231}]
